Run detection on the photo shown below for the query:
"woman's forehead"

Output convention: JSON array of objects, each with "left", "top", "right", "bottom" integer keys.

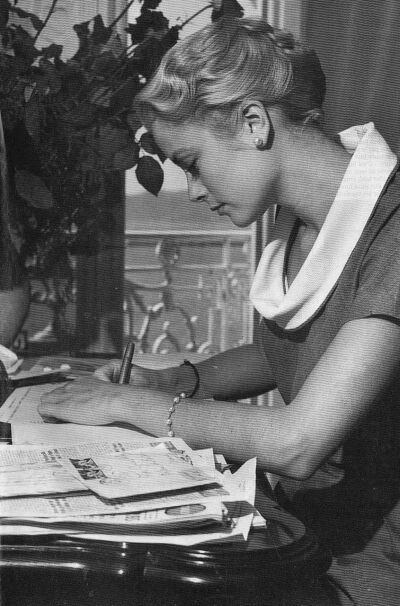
[{"left": 152, "top": 119, "right": 206, "bottom": 156}]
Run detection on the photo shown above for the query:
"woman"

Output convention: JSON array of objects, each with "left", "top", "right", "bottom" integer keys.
[{"left": 39, "top": 17, "right": 400, "bottom": 605}]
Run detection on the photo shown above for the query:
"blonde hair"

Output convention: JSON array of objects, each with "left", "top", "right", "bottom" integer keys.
[{"left": 135, "top": 17, "right": 326, "bottom": 135}]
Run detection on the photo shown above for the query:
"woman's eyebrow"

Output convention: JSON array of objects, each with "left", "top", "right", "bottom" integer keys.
[{"left": 171, "top": 149, "right": 194, "bottom": 166}]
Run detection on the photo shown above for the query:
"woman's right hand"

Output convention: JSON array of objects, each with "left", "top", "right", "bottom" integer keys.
[{"left": 94, "top": 359, "right": 174, "bottom": 391}]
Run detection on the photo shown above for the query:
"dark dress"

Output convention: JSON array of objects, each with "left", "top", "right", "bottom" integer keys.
[{"left": 258, "top": 170, "right": 400, "bottom": 605}]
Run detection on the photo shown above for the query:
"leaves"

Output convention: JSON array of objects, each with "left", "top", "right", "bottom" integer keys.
[
  {"left": 113, "top": 143, "right": 140, "bottom": 171},
  {"left": 41, "top": 43, "right": 63, "bottom": 61},
  {"left": 126, "top": 9, "right": 169, "bottom": 45},
  {"left": 62, "top": 103, "right": 97, "bottom": 128},
  {"left": 110, "top": 76, "right": 140, "bottom": 113},
  {"left": 143, "top": 0, "right": 162, "bottom": 9},
  {"left": 0, "top": 0, "right": 10, "bottom": 33},
  {"left": 0, "top": 0, "right": 207, "bottom": 273},
  {"left": 9, "top": 4, "right": 43, "bottom": 30},
  {"left": 15, "top": 169, "right": 54, "bottom": 208},
  {"left": 136, "top": 155, "right": 163, "bottom": 196},
  {"left": 97, "top": 124, "right": 131, "bottom": 167},
  {"left": 24, "top": 95, "right": 40, "bottom": 142},
  {"left": 92, "top": 14, "right": 111, "bottom": 45},
  {"left": 140, "top": 132, "right": 157, "bottom": 154}
]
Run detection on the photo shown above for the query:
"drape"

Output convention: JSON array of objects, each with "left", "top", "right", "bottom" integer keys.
[{"left": 304, "top": 0, "right": 400, "bottom": 154}]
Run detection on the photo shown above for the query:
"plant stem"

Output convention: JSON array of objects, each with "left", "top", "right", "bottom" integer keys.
[
  {"left": 109, "top": 0, "right": 137, "bottom": 30},
  {"left": 33, "top": 0, "right": 59, "bottom": 45},
  {"left": 179, "top": 4, "right": 213, "bottom": 29}
]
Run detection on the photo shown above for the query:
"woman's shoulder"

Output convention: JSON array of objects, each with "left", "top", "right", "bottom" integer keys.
[{"left": 361, "top": 168, "right": 400, "bottom": 254}]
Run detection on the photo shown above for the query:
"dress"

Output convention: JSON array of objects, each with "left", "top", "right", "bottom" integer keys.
[{"left": 251, "top": 124, "right": 400, "bottom": 605}]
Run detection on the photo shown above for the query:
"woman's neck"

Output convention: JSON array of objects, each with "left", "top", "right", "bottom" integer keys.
[{"left": 275, "top": 127, "right": 351, "bottom": 232}]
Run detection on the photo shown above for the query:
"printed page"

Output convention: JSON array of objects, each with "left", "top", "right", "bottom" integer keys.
[
  {"left": 0, "top": 461, "right": 254, "bottom": 545},
  {"left": 0, "top": 384, "right": 59, "bottom": 423},
  {"left": 0, "top": 437, "right": 193, "bottom": 466},
  {"left": 0, "top": 460, "right": 85, "bottom": 498},
  {"left": 0, "top": 438, "right": 196, "bottom": 498},
  {"left": 10, "top": 423, "right": 163, "bottom": 446},
  {"left": 0, "top": 472, "right": 241, "bottom": 519},
  {"left": 3, "top": 501, "right": 230, "bottom": 534},
  {"left": 62, "top": 449, "right": 217, "bottom": 499}
]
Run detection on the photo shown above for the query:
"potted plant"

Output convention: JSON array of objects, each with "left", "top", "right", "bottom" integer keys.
[{"left": 0, "top": 0, "right": 244, "bottom": 349}]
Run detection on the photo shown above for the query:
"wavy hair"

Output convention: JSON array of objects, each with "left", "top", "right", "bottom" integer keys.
[{"left": 135, "top": 17, "right": 326, "bottom": 135}]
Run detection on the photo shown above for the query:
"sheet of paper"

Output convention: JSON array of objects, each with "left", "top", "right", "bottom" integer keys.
[
  {"left": 0, "top": 460, "right": 84, "bottom": 498},
  {"left": 62, "top": 449, "right": 217, "bottom": 499},
  {"left": 0, "top": 437, "right": 192, "bottom": 466},
  {"left": 0, "top": 438, "right": 196, "bottom": 498},
  {"left": 0, "top": 525, "right": 76, "bottom": 536},
  {"left": 0, "top": 384, "right": 61, "bottom": 423},
  {"left": 10, "top": 423, "right": 161, "bottom": 446},
  {"left": 2, "top": 500, "right": 229, "bottom": 534},
  {"left": 69, "top": 461, "right": 256, "bottom": 546},
  {"left": 0, "top": 480, "right": 237, "bottom": 518}
]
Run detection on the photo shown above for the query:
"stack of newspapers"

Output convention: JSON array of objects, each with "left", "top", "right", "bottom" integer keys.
[{"left": 0, "top": 359, "right": 265, "bottom": 546}]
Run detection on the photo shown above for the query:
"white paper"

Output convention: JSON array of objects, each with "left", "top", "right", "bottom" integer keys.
[
  {"left": 10, "top": 423, "right": 164, "bottom": 446},
  {"left": 0, "top": 460, "right": 84, "bottom": 497},
  {"left": 0, "top": 438, "right": 197, "bottom": 498},
  {"left": 0, "top": 437, "right": 192, "bottom": 466},
  {"left": 0, "top": 384, "right": 59, "bottom": 423},
  {"left": 0, "top": 461, "right": 254, "bottom": 546},
  {"left": 62, "top": 449, "right": 217, "bottom": 499},
  {"left": 2, "top": 500, "right": 230, "bottom": 534}
]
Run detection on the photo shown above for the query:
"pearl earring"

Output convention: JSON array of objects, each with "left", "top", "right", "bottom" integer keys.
[{"left": 254, "top": 137, "right": 265, "bottom": 150}]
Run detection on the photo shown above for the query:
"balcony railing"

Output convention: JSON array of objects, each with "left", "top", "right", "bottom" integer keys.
[
  {"left": 17, "top": 229, "right": 253, "bottom": 356},
  {"left": 123, "top": 229, "right": 253, "bottom": 354}
]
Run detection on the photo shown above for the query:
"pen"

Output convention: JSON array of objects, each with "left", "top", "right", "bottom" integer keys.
[{"left": 118, "top": 339, "right": 135, "bottom": 384}]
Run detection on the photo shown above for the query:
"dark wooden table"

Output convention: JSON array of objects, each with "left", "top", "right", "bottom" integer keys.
[{"left": 0, "top": 488, "right": 331, "bottom": 606}]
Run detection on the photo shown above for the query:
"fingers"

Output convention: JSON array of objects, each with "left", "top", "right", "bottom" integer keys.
[
  {"left": 38, "top": 378, "right": 128, "bottom": 426},
  {"left": 94, "top": 360, "right": 121, "bottom": 382}
]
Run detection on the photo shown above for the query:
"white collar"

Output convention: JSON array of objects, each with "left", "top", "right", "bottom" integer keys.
[{"left": 249, "top": 123, "right": 399, "bottom": 330}]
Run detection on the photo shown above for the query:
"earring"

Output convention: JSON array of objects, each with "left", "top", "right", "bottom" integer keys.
[{"left": 254, "top": 137, "right": 265, "bottom": 150}]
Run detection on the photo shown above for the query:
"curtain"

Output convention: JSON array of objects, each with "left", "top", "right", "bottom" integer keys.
[{"left": 304, "top": 0, "right": 400, "bottom": 154}]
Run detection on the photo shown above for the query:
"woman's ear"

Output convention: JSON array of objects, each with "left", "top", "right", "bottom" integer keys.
[{"left": 242, "top": 103, "right": 274, "bottom": 150}]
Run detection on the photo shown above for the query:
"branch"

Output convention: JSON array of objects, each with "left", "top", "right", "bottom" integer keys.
[
  {"left": 33, "top": 0, "right": 59, "bottom": 45},
  {"left": 179, "top": 4, "right": 213, "bottom": 29},
  {"left": 109, "top": 0, "right": 136, "bottom": 30}
]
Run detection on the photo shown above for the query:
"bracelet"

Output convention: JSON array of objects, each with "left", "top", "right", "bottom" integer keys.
[
  {"left": 167, "top": 392, "right": 187, "bottom": 438},
  {"left": 180, "top": 359, "right": 200, "bottom": 398}
]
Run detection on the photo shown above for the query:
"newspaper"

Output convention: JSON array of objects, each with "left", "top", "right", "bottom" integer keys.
[
  {"left": 0, "top": 461, "right": 258, "bottom": 546},
  {"left": 0, "top": 439, "right": 216, "bottom": 499},
  {"left": 61, "top": 448, "right": 216, "bottom": 499},
  {"left": 8, "top": 423, "right": 159, "bottom": 446},
  {"left": 2, "top": 500, "right": 231, "bottom": 535}
]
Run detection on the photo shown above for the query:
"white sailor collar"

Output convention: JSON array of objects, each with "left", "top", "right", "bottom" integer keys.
[{"left": 249, "top": 123, "right": 399, "bottom": 330}]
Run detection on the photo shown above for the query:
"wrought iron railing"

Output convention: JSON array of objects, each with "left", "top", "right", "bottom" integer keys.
[
  {"left": 17, "top": 229, "right": 253, "bottom": 356},
  {"left": 123, "top": 229, "right": 253, "bottom": 354}
]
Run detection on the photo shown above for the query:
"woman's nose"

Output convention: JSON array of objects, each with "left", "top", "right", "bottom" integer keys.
[{"left": 187, "top": 175, "right": 208, "bottom": 203}]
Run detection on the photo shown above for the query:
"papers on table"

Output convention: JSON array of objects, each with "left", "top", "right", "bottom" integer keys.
[
  {"left": 0, "top": 436, "right": 261, "bottom": 544},
  {"left": 0, "top": 356, "right": 265, "bottom": 545},
  {"left": 62, "top": 447, "right": 216, "bottom": 500}
]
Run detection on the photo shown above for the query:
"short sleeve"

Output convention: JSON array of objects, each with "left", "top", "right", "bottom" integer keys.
[{"left": 347, "top": 209, "right": 400, "bottom": 323}]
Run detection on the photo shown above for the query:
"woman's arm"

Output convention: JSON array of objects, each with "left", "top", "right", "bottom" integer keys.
[
  {"left": 95, "top": 344, "right": 277, "bottom": 400},
  {"left": 39, "top": 317, "right": 400, "bottom": 480}
]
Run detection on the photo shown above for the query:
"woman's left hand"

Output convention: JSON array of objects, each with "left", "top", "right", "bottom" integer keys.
[{"left": 38, "top": 377, "right": 133, "bottom": 425}]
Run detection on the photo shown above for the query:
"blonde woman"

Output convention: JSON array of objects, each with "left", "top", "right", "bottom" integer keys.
[{"left": 41, "top": 17, "right": 400, "bottom": 605}]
